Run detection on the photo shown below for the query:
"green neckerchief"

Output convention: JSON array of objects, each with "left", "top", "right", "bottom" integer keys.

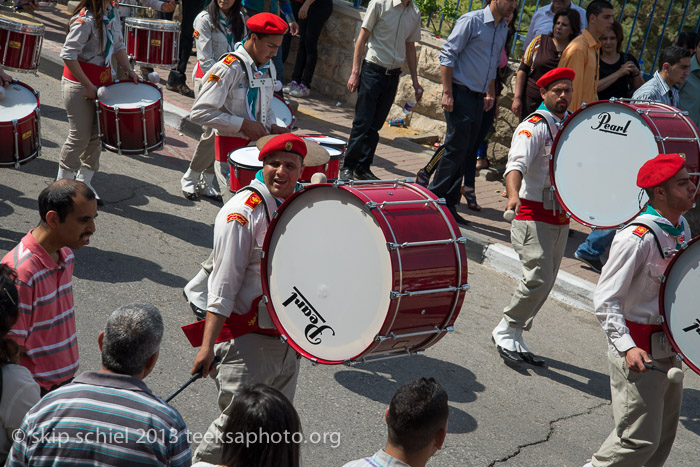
[
  {"left": 235, "top": 41, "right": 271, "bottom": 121},
  {"left": 219, "top": 12, "right": 234, "bottom": 49},
  {"left": 102, "top": 6, "right": 115, "bottom": 65},
  {"left": 255, "top": 169, "right": 301, "bottom": 206},
  {"left": 643, "top": 205, "right": 685, "bottom": 237}
]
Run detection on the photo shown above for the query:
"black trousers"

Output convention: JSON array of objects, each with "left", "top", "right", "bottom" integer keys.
[{"left": 283, "top": 0, "right": 332, "bottom": 88}]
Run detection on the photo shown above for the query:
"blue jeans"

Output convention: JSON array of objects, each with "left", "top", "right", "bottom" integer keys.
[{"left": 576, "top": 229, "right": 616, "bottom": 260}]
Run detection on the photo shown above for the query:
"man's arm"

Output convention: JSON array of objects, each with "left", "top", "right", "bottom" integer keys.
[
  {"left": 484, "top": 79, "right": 496, "bottom": 112},
  {"left": 558, "top": 44, "right": 585, "bottom": 110},
  {"left": 405, "top": 42, "right": 423, "bottom": 101},
  {"left": 347, "top": 28, "right": 370, "bottom": 92},
  {"left": 504, "top": 170, "right": 523, "bottom": 213},
  {"left": 191, "top": 312, "right": 227, "bottom": 377},
  {"left": 440, "top": 65, "right": 454, "bottom": 112}
]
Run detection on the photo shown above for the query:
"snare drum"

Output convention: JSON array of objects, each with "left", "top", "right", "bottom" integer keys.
[
  {"left": 551, "top": 100, "right": 700, "bottom": 228},
  {"left": 271, "top": 94, "right": 295, "bottom": 128},
  {"left": 96, "top": 80, "right": 164, "bottom": 155},
  {"left": 298, "top": 134, "right": 346, "bottom": 152},
  {"left": 0, "top": 11, "right": 44, "bottom": 72},
  {"left": 124, "top": 18, "right": 180, "bottom": 68},
  {"left": 660, "top": 235, "right": 700, "bottom": 375},
  {"left": 0, "top": 80, "right": 40, "bottom": 167},
  {"left": 262, "top": 181, "right": 469, "bottom": 364},
  {"left": 299, "top": 146, "right": 341, "bottom": 182},
  {"left": 228, "top": 146, "right": 263, "bottom": 192}
]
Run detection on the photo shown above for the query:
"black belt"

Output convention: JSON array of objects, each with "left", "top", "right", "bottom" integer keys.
[
  {"left": 363, "top": 60, "right": 402, "bottom": 76},
  {"left": 453, "top": 82, "right": 486, "bottom": 97}
]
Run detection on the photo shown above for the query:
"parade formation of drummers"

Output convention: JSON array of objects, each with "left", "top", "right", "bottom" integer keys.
[{"left": 2, "top": 0, "right": 700, "bottom": 466}]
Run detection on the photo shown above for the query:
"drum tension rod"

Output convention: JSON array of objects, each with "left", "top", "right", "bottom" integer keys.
[
  {"left": 390, "top": 284, "right": 470, "bottom": 299},
  {"left": 376, "top": 326, "right": 455, "bottom": 342},
  {"left": 366, "top": 198, "right": 445, "bottom": 209},
  {"left": 345, "top": 349, "right": 425, "bottom": 366},
  {"left": 386, "top": 237, "right": 467, "bottom": 250}
]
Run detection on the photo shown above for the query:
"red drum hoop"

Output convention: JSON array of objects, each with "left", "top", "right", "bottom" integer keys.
[
  {"left": 0, "top": 11, "right": 44, "bottom": 72},
  {"left": 659, "top": 235, "right": 700, "bottom": 376},
  {"left": 0, "top": 80, "right": 40, "bottom": 168},
  {"left": 261, "top": 181, "right": 469, "bottom": 364},
  {"left": 96, "top": 80, "right": 165, "bottom": 155},
  {"left": 124, "top": 18, "right": 180, "bottom": 68},
  {"left": 550, "top": 100, "right": 700, "bottom": 228},
  {"left": 271, "top": 94, "right": 295, "bottom": 129}
]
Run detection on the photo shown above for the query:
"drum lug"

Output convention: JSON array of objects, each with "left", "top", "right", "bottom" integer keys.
[
  {"left": 659, "top": 274, "right": 666, "bottom": 283},
  {"left": 261, "top": 296, "right": 268, "bottom": 304},
  {"left": 675, "top": 353, "right": 684, "bottom": 362}
]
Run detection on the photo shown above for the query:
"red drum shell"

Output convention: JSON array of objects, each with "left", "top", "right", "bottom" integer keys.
[
  {"left": 96, "top": 80, "right": 164, "bottom": 155},
  {"left": 261, "top": 182, "right": 468, "bottom": 364},
  {"left": 124, "top": 18, "right": 180, "bottom": 67},
  {"left": 0, "top": 81, "right": 40, "bottom": 167},
  {"left": 0, "top": 12, "right": 44, "bottom": 72},
  {"left": 228, "top": 147, "right": 263, "bottom": 193},
  {"left": 299, "top": 147, "right": 343, "bottom": 182}
]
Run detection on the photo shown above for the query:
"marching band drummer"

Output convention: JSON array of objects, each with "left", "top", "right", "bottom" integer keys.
[
  {"left": 57, "top": 0, "right": 139, "bottom": 205},
  {"left": 189, "top": 12, "right": 290, "bottom": 201},
  {"left": 180, "top": 0, "right": 246, "bottom": 202}
]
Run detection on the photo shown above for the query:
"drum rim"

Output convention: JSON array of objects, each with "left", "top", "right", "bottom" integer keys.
[
  {"left": 271, "top": 94, "right": 295, "bottom": 128},
  {"left": 0, "top": 14, "right": 45, "bottom": 33},
  {"left": 124, "top": 17, "right": 181, "bottom": 30},
  {"left": 658, "top": 234, "right": 700, "bottom": 376},
  {"left": 97, "top": 79, "right": 163, "bottom": 110},
  {"left": 227, "top": 149, "right": 263, "bottom": 170},
  {"left": 0, "top": 80, "right": 39, "bottom": 120}
]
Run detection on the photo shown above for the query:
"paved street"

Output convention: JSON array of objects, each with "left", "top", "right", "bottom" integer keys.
[{"left": 1, "top": 71, "right": 698, "bottom": 467}]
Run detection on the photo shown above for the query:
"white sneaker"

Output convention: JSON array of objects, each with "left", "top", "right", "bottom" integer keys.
[
  {"left": 290, "top": 83, "right": 310, "bottom": 98},
  {"left": 282, "top": 80, "right": 299, "bottom": 94}
]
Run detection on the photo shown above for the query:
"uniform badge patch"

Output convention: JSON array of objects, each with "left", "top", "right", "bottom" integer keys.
[
  {"left": 285, "top": 141, "right": 293, "bottom": 151},
  {"left": 632, "top": 226, "right": 649, "bottom": 238},
  {"left": 223, "top": 54, "right": 238, "bottom": 66},
  {"left": 207, "top": 73, "right": 220, "bottom": 82},
  {"left": 226, "top": 213, "right": 248, "bottom": 226},
  {"left": 518, "top": 129, "right": 532, "bottom": 138},
  {"left": 244, "top": 192, "right": 262, "bottom": 209},
  {"left": 528, "top": 116, "right": 542, "bottom": 124},
  {"left": 193, "top": 30, "right": 200, "bottom": 38}
]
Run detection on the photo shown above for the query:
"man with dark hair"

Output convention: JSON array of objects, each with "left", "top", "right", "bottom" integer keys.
[
  {"left": 633, "top": 45, "right": 691, "bottom": 106},
  {"left": 342, "top": 377, "right": 449, "bottom": 467},
  {"left": 559, "top": 0, "right": 614, "bottom": 110},
  {"left": 585, "top": 154, "right": 694, "bottom": 467},
  {"left": 679, "top": 35, "right": 700, "bottom": 126},
  {"left": 522, "top": 0, "right": 587, "bottom": 50},
  {"left": 1, "top": 180, "right": 97, "bottom": 394},
  {"left": 492, "top": 68, "right": 574, "bottom": 365},
  {"left": 7, "top": 303, "right": 191, "bottom": 467}
]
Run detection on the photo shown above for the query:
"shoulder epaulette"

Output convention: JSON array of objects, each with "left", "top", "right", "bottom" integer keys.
[
  {"left": 632, "top": 225, "right": 650, "bottom": 238},
  {"left": 527, "top": 115, "right": 543, "bottom": 124},
  {"left": 244, "top": 192, "right": 262, "bottom": 210},
  {"left": 222, "top": 54, "right": 238, "bottom": 66}
]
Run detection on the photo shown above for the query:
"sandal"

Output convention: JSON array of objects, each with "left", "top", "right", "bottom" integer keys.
[
  {"left": 476, "top": 157, "right": 490, "bottom": 170},
  {"left": 461, "top": 186, "right": 481, "bottom": 211}
]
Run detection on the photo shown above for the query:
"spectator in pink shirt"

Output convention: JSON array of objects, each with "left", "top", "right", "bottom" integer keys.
[{"left": 1, "top": 180, "right": 97, "bottom": 395}]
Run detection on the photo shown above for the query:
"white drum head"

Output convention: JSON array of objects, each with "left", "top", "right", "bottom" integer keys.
[
  {"left": 303, "top": 135, "right": 345, "bottom": 146},
  {"left": 265, "top": 187, "right": 392, "bottom": 362},
  {"left": 0, "top": 83, "right": 37, "bottom": 120},
  {"left": 100, "top": 82, "right": 161, "bottom": 109},
  {"left": 271, "top": 96, "right": 293, "bottom": 128},
  {"left": 553, "top": 102, "right": 654, "bottom": 227},
  {"left": 229, "top": 146, "right": 263, "bottom": 169},
  {"left": 324, "top": 146, "right": 341, "bottom": 157},
  {"left": 662, "top": 238, "right": 700, "bottom": 373}
]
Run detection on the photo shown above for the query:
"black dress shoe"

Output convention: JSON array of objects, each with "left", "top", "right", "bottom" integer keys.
[
  {"left": 339, "top": 167, "right": 354, "bottom": 180},
  {"left": 518, "top": 351, "right": 546, "bottom": 366},
  {"left": 447, "top": 205, "right": 470, "bottom": 226},
  {"left": 497, "top": 345, "right": 524, "bottom": 363},
  {"left": 354, "top": 167, "right": 379, "bottom": 180},
  {"left": 183, "top": 191, "right": 198, "bottom": 201}
]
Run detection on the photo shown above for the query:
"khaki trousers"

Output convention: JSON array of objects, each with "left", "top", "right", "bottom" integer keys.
[
  {"left": 503, "top": 220, "right": 568, "bottom": 330},
  {"left": 592, "top": 352, "right": 682, "bottom": 466},
  {"left": 58, "top": 78, "right": 102, "bottom": 172},
  {"left": 192, "top": 333, "right": 300, "bottom": 464},
  {"left": 188, "top": 126, "right": 216, "bottom": 174}
]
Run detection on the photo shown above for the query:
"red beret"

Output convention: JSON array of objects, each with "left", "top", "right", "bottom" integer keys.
[
  {"left": 536, "top": 67, "right": 575, "bottom": 88},
  {"left": 637, "top": 153, "right": 686, "bottom": 189},
  {"left": 258, "top": 134, "right": 306, "bottom": 161},
  {"left": 246, "top": 13, "right": 288, "bottom": 35}
]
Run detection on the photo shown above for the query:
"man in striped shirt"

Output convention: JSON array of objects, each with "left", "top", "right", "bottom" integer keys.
[
  {"left": 7, "top": 303, "right": 191, "bottom": 467},
  {"left": 632, "top": 45, "right": 691, "bottom": 107},
  {"left": 1, "top": 180, "right": 97, "bottom": 394}
]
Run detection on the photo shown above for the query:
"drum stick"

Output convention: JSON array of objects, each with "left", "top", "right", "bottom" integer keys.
[
  {"left": 643, "top": 361, "right": 684, "bottom": 383},
  {"left": 165, "top": 356, "right": 221, "bottom": 403}
]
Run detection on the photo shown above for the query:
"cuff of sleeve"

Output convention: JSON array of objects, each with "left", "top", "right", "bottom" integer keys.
[
  {"left": 227, "top": 116, "right": 244, "bottom": 134},
  {"left": 206, "top": 295, "right": 234, "bottom": 318},
  {"left": 613, "top": 334, "right": 637, "bottom": 354}
]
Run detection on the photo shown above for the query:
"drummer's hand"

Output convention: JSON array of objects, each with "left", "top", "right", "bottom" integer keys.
[
  {"left": 0, "top": 69, "right": 12, "bottom": 86},
  {"left": 128, "top": 69, "right": 139, "bottom": 84},
  {"left": 625, "top": 347, "right": 651, "bottom": 373},
  {"left": 241, "top": 119, "right": 268, "bottom": 141},
  {"left": 192, "top": 346, "right": 216, "bottom": 378},
  {"left": 505, "top": 195, "right": 521, "bottom": 214},
  {"left": 289, "top": 22, "right": 299, "bottom": 36},
  {"left": 161, "top": 0, "right": 176, "bottom": 13},
  {"left": 18, "top": 0, "right": 39, "bottom": 13},
  {"left": 84, "top": 84, "right": 98, "bottom": 100},
  {"left": 271, "top": 124, "right": 290, "bottom": 134}
]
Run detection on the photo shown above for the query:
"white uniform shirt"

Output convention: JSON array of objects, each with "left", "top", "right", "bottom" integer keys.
[
  {"left": 190, "top": 47, "right": 277, "bottom": 137},
  {"left": 504, "top": 109, "right": 567, "bottom": 202},
  {"left": 207, "top": 179, "right": 279, "bottom": 318},
  {"left": 194, "top": 10, "right": 237, "bottom": 75},
  {"left": 594, "top": 213, "right": 691, "bottom": 357},
  {"left": 60, "top": 7, "right": 126, "bottom": 66}
]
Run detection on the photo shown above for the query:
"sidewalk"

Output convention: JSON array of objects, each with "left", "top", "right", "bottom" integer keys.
[{"left": 34, "top": 4, "right": 598, "bottom": 311}]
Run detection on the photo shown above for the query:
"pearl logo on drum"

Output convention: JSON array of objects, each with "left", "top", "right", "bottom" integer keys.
[
  {"left": 682, "top": 318, "right": 700, "bottom": 336},
  {"left": 283, "top": 287, "right": 336, "bottom": 345},
  {"left": 591, "top": 112, "right": 632, "bottom": 136}
]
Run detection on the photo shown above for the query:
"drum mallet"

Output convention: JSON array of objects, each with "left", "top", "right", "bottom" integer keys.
[
  {"left": 310, "top": 172, "right": 328, "bottom": 184},
  {"left": 643, "top": 361, "right": 684, "bottom": 384},
  {"left": 503, "top": 209, "right": 515, "bottom": 223},
  {"left": 165, "top": 356, "right": 221, "bottom": 403}
]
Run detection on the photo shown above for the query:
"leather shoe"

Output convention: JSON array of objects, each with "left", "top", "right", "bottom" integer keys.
[
  {"left": 574, "top": 252, "right": 603, "bottom": 273},
  {"left": 518, "top": 351, "right": 546, "bottom": 366},
  {"left": 339, "top": 167, "right": 354, "bottom": 180},
  {"left": 497, "top": 345, "right": 524, "bottom": 363},
  {"left": 447, "top": 205, "right": 470, "bottom": 226},
  {"left": 354, "top": 167, "right": 379, "bottom": 180}
]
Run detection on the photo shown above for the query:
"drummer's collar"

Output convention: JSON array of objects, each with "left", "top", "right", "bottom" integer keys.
[
  {"left": 643, "top": 205, "right": 685, "bottom": 237},
  {"left": 255, "top": 169, "right": 302, "bottom": 206}
]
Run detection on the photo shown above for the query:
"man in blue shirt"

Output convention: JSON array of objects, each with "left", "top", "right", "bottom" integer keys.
[
  {"left": 522, "top": 0, "right": 587, "bottom": 51},
  {"left": 429, "top": 0, "right": 515, "bottom": 224},
  {"left": 679, "top": 35, "right": 700, "bottom": 127}
]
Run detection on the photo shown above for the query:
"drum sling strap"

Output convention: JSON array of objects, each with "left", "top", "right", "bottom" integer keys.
[
  {"left": 180, "top": 186, "right": 278, "bottom": 348},
  {"left": 231, "top": 50, "right": 276, "bottom": 129},
  {"left": 626, "top": 218, "right": 670, "bottom": 258}
]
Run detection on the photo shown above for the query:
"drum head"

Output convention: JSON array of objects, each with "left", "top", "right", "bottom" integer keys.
[
  {"left": 324, "top": 147, "right": 342, "bottom": 158},
  {"left": 271, "top": 95, "right": 294, "bottom": 128},
  {"left": 100, "top": 82, "right": 161, "bottom": 109},
  {"left": 552, "top": 101, "right": 655, "bottom": 227},
  {"left": 0, "top": 83, "right": 37, "bottom": 120},
  {"left": 302, "top": 135, "right": 346, "bottom": 146},
  {"left": 263, "top": 186, "right": 392, "bottom": 363},
  {"left": 661, "top": 236, "right": 700, "bottom": 375},
  {"left": 229, "top": 146, "right": 263, "bottom": 169}
]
